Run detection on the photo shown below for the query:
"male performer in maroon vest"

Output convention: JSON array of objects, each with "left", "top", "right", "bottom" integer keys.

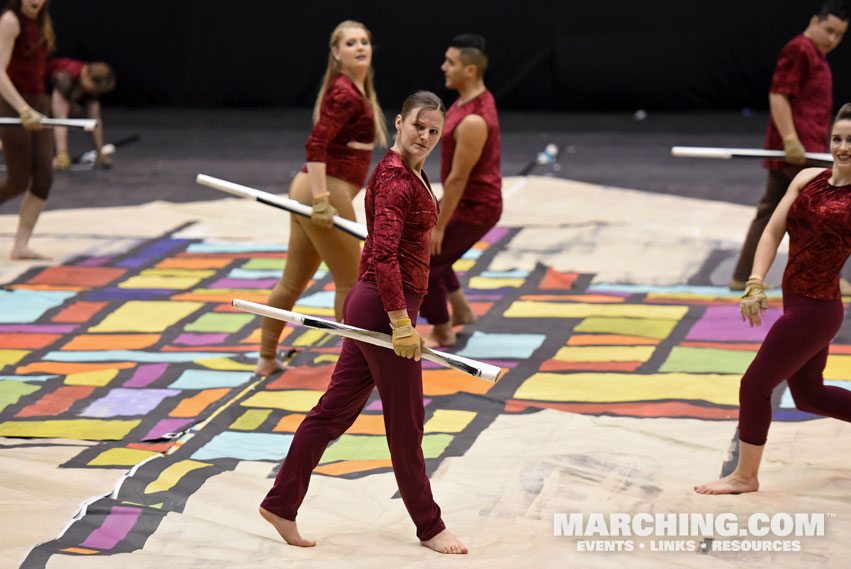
[
  {"left": 422, "top": 34, "right": 501, "bottom": 348},
  {"left": 730, "top": 1, "right": 848, "bottom": 290}
]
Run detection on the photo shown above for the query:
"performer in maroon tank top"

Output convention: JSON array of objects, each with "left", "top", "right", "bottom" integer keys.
[
  {"left": 421, "top": 34, "right": 502, "bottom": 348},
  {"left": 695, "top": 103, "right": 851, "bottom": 495},
  {"left": 0, "top": 0, "right": 55, "bottom": 260},
  {"left": 254, "top": 20, "right": 387, "bottom": 377},
  {"left": 259, "top": 92, "right": 468, "bottom": 555}
]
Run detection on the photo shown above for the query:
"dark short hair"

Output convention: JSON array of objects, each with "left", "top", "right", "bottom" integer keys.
[
  {"left": 818, "top": 0, "right": 848, "bottom": 21},
  {"left": 449, "top": 33, "right": 488, "bottom": 77}
]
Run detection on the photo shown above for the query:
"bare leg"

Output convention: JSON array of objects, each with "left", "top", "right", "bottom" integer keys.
[
  {"left": 11, "top": 191, "right": 50, "bottom": 260},
  {"left": 693, "top": 440, "right": 763, "bottom": 495},
  {"left": 259, "top": 506, "right": 316, "bottom": 547},
  {"left": 420, "top": 528, "right": 468, "bottom": 554},
  {"left": 448, "top": 288, "right": 476, "bottom": 325},
  {"left": 424, "top": 322, "right": 455, "bottom": 348}
]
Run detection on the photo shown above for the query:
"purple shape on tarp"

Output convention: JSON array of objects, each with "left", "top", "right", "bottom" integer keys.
[
  {"left": 462, "top": 294, "right": 504, "bottom": 301},
  {"left": 80, "top": 388, "right": 180, "bottom": 418},
  {"left": 84, "top": 288, "right": 174, "bottom": 301},
  {"left": 208, "top": 278, "right": 278, "bottom": 289},
  {"left": 174, "top": 333, "right": 229, "bottom": 346},
  {"left": 123, "top": 363, "right": 169, "bottom": 388},
  {"left": 80, "top": 505, "right": 143, "bottom": 549},
  {"left": 481, "top": 226, "right": 509, "bottom": 243},
  {"left": 586, "top": 289, "right": 632, "bottom": 297},
  {"left": 76, "top": 256, "right": 112, "bottom": 267},
  {"left": 685, "top": 306, "right": 782, "bottom": 342},
  {"left": 142, "top": 418, "right": 193, "bottom": 441},
  {"left": 774, "top": 409, "right": 819, "bottom": 422},
  {"left": 0, "top": 324, "right": 79, "bottom": 333},
  {"left": 115, "top": 239, "right": 190, "bottom": 269},
  {"left": 366, "top": 398, "right": 431, "bottom": 412}
]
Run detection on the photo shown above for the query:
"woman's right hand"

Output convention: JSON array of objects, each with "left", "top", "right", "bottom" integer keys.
[
  {"left": 19, "top": 106, "right": 44, "bottom": 130},
  {"left": 740, "top": 280, "right": 768, "bottom": 327},
  {"left": 311, "top": 193, "right": 337, "bottom": 228}
]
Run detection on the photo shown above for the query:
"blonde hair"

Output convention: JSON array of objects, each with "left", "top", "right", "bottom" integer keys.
[{"left": 312, "top": 20, "right": 387, "bottom": 146}]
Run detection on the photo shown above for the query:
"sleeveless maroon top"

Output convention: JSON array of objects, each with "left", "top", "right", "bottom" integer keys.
[
  {"left": 440, "top": 89, "right": 502, "bottom": 226},
  {"left": 359, "top": 150, "right": 438, "bottom": 312},
  {"left": 7, "top": 13, "right": 46, "bottom": 95},
  {"left": 302, "top": 73, "right": 375, "bottom": 188},
  {"left": 783, "top": 170, "right": 851, "bottom": 300}
]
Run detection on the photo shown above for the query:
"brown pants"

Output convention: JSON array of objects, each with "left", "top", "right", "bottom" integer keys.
[
  {"left": 731, "top": 166, "right": 803, "bottom": 282},
  {"left": 0, "top": 94, "right": 53, "bottom": 202},
  {"left": 259, "top": 172, "right": 361, "bottom": 359}
]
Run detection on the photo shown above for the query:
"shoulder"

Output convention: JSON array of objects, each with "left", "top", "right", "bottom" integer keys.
[
  {"left": 0, "top": 10, "right": 20, "bottom": 36},
  {"left": 791, "top": 167, "right": 828, "bottom": 191},
  {"left": 372, "top": 152, "right": 413, "bottom": 190},
  {"left": 327, "top": 74, "right": 360, "bottom": 100},
  {"left": 456, "top": 113, "right": 488, "bottom": 139}
]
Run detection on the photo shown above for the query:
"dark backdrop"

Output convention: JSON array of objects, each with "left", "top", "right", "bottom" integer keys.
[{"left": 50, "top": 0, "right": 851, "bottom": 111}]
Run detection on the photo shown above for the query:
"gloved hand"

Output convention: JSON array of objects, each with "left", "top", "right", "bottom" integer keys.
[
  {"left": 96, "top": 150, "right": 112, "bottom": 169},
  {"left": 19, "top": 106, "right": 44, "bottom": 130},
  {"left": 740, "top": 279, "right": 768, "bottom": 327},
  {"left": 391, "top": 317, "right": 424, "bottom": 360},
  {"left": 783, "top": 136, "right": 806, "bottom": 165},
  {"left": 55, "top": 149, "right": 71, "bottom": 170},
  {"left": 311, "top": 193, "right": 337, "bottom": 228}
]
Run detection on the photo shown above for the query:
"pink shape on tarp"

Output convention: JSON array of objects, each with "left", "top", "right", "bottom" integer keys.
[
  {"left": 142, "top": 418, "right": 193, "bottom": 441},
  {"left": 123, "top": 363, "right": 168, "bottom": 388},
  {"left": 685, "top": 306, "right": 782, "bottom": 342},
  {"left": 80, "top": 505, "right": 142, "bottom": 549},
  {"left": 0, "top": 324, "right": 78, "bottom": 333},
  {"left": 208, "top": 278, "right": 279, "bottom": 289},
  {"left": 481, "top": 226, "right": 509, "bottom": 243},
  {"left": 174, "top": 333, "right": 229, "bottom": 346},
  {"left": 366, "top": 398, "right": 431, "bottom": 411}
]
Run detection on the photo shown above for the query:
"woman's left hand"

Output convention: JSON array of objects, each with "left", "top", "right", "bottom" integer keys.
[{"left": 431, "top": 226, "right": 445, "bottom": 255}]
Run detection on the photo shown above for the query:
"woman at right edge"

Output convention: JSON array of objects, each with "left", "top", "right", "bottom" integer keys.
[
  {"left": 695, "top": 103, "right": 851, "bottom": 495},
  {"left": 258, "top": 91, "right": 467, "bottom": 554}
]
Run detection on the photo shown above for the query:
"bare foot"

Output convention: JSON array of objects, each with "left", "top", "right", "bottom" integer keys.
[
  {"left": 448, "top": 290, "right": 476, "bottom": 325},
  {"left": 259, "top": 506, "right": 316, "bottom": 547},
  {"left": 11, "top": 247, "right": 50, "bottom": 260},
  {"left": 255, "top": 356, "right": 288, "bottom": 377},
  {"left": 693, "top": 473, "right": 759, "bottom": 495},
  {"left": 424, "top": 323, "right": 455, "bottom": 348},
  {"left": 421, "top": 529, "right": 468, "bottom": 554},
  {"left": 450, "top": 309, "right": 476, "bottom": 326}
]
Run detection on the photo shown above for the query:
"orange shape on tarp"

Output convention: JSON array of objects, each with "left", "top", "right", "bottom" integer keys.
[
  {"left": 169, "top": 388, "right": 230, "bottom": 418},
  {"left": 422, "top": 369, "right": 496, "bottom": 396},
  {"left": 16, "top": 361, "right": 136, "bottom": 374},
  {"left": 267, "top": 363, "right": 334, "bottom": 391},
  {"left": 568, "top": 334, "right": 659, "bottom": 346},
  {"left": 274, "top": 412, "right": 386, "bottom": 435},
  {"left": 52, "top": 301, "right": 109, "bottom": 323},
  {"left": 28, "top": 266, "right": 127, "bottom": 287},
  {"left": 539, "top": 360, "right": 643, "bottom": 372},
  {"left": 538, "top": 268, "right": 579, "bottom": 290},
  {"left": 314, "top": 459, "right": 393, "bottom": 476},
  {"left": 16, "top": 385, "right": 96, "bottom": 417},
  {"left": 504, "top": 399, "right": 738, "bottom": 420},
  {"left": 61, "top": 334, "right": 161, "bottom": 351},
  {"left": 0, "top": 333, "right": 62, "bottom": 349}
]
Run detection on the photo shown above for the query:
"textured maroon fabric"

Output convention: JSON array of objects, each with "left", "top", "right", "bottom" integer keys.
[
  {"left": 783, "top": 170, "right": 851, "bottom": 300},
  {"left": 302, "top": 74, "right": 375, "bottom": 188},
  {"left": 260, "top": 281, "right": 446, "bottom": 541},
  {"left": 738, "top": 289, "right": 851, "bottom": 446},
  {"left": 440, "top": 89, "right": 502, "bottom": 226},
  {"left": 45, "top": 57, "right": 84, "bottom": 80},
  {"left": 6, "top": 13, "right": 46, "bottom": 95},
  {"left": 763, "top": 35, "right": 832, "bottom": 170},
  {"left": 358, "top": 150, "right": 438, "bottom": 312}
]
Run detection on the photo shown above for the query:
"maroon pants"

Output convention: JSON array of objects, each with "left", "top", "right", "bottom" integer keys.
[
  {"left": 419, "top": 216, "right": 493, "bottom": 324},
  {"left": 738, "top": 289, "right": 851, "bottom": 445},
  {"left": 0, "top": 94, "right": 53, "bottom": 203},
  {"left": 260, "top": 280, "right": 445, "bottom": 541}
]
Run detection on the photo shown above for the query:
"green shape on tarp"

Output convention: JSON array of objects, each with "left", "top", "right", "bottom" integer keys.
[
  {"left": 242, "top": 258, "right": 286, "bottom": 270},
  {"left": 184, "top": 313, "right": 254, "bottom": 333},
  {"left": 0, "top": 379, "right": 40, "bottom": 413},
  {"left": 319, "top": 433, "right": 453, "bottom": 464},
  {"left": 573, "top": 317, "right": 679, "bottom": 340},
  {"left": 230, "top": 409, "right": 272, "bottom": 430},
  {"left": 659, "top": 346, "right": 756, "bottom": 374}
]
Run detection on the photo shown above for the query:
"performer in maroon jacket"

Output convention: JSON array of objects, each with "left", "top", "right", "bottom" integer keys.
[
  {"left": 0, "top": 0, "right": 55, "bottom": 260},
  {"left": 696, "top": 103, "right": 851, "bottom": 495},
  {"left": 255, "top": 20, "right": 387, "bottom": 376},
  {"left": 259, "top": 91, "right": 468, "bottom": 555},
  {"left": 421, "top": 34, "right": 501, "bottom": 348},
  {"left": 730, "top": 1, "right": 847, "bottom": 289}
]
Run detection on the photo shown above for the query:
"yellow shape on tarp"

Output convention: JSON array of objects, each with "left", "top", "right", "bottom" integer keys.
[
  {"left": 230, "top": 409, "right": 272, "bottom": 430},
  {"left": 292, "top": 305, "right": 335, "bottom": 317},
  {"left": 424, "top": 409, "right": 476, "bottom": 433},
  {"left": 0, "top": 349, "right": 29, "bottom": 371},
  {"left": 553, "top": 345, "right": 656, "bottom": 363},
  {"left": 292, "top": 329, "right": 326, "bottom": 347},
  {"left": 65, "top": 368, "right": 120, "bottom": 386},
  {"left": 513, "top": 372, "right": 740, "bottom": 406},
  {"left": 195, "top": 357, "right": 256, "bottom": 371},
  {"left": 89, "top": 447, "right": 159, "bottom": 466},
  {"left": 451, "top": 259, "right": 475, "bottom": 272},
  {"left": 504, "top": 301, "right": 688, "bottom": 319},
  {"left": 314, "top": 354, "right": 339, "bottom": 364},
  {"left": 89, "top": 301, "right": 203, "bottom": 333},
  {"left": 144, "top": 459, "right": 211, "bottom": 494},
  {"left": 0, "top": 418, "right": 140, "bottom": 439},
  {"left": 468, "top": 276, "right": 525, "bottom": 289},
  {"left": 118, "top": 269, "right": 216, "bottom": 290},
  {"left": 824, "top": 355, "right": 851, "bottom": 381},
  {"left": 242, "top": 390, "right": 324, "bottom": 412}
]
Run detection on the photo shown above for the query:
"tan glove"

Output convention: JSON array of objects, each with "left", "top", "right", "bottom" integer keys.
[
  {"left": 391, "top": 317, "right": 424, "bottom": 360},
  {"left": 783, "top": 136, "right": 806, "bottom": 165},
  {"left": 740, "top": 279, "right": 768, "bottom": 327},
  {"left": 311, "top": 193, "right": 337, "bottom": 228},
  {"left": 96, "top": 150, "right": 112, "bottom": 169},
  {"left": 55, "top": 149, "right": 71, "bottom": 170},
  {"left": 19, "top": 106, "right": 44, "bottom": 130}
]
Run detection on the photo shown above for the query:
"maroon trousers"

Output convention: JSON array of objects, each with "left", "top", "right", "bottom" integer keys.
[
  {"left": 738, "top": 289, "right": 851, "bottom": 445},
  {"left": 419, "top": 216, "right": 493, "bottom": 325},
  {"left": 260, "top": 280, "right": 445, "bottom": 541}
]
